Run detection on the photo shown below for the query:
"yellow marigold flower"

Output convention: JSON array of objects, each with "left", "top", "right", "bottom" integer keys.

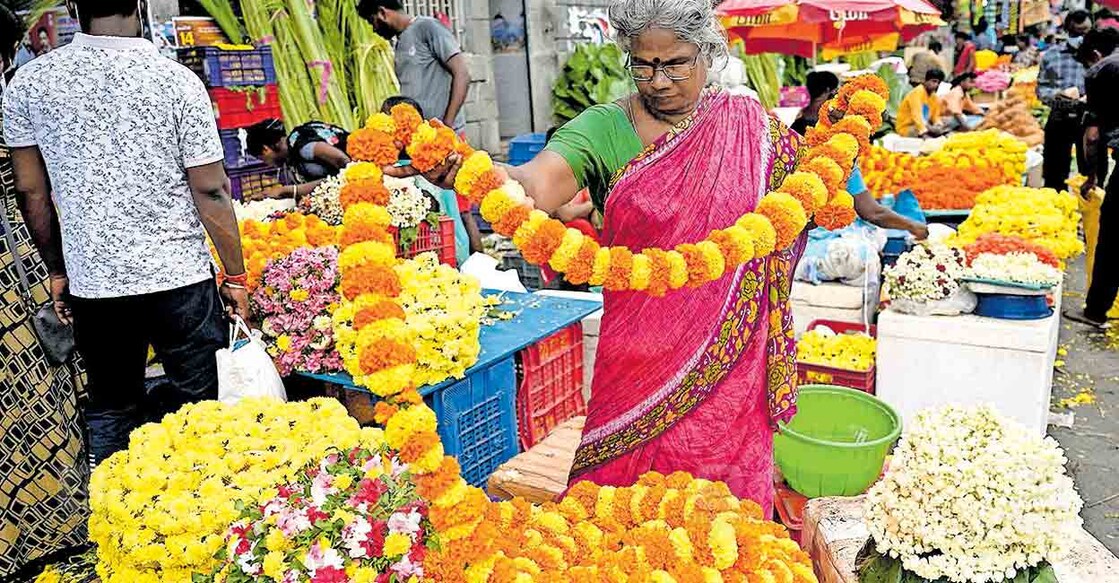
[
  {"left": 351, "top": 567, "right": 379, "bottom": 583},
  {"left": 737, "top": 213, "right": 777, "bottom": 257},
  {"left": 344, "top": 161, "right": 384, "bottom": 183},
  {"left": 343, "top": 202, "right": 392, "bottom": 229},
  {"left": 454, "top": 151, "right": 496, "bottom": 195},
  {"left": 385, "top": 404, "right": 438, "bottom": 450},
  {"left": 366, "top": 112, "right": 396, "bottom": 134},
  {"left": 384, "top": 532, "right": 411, "bottom": 557},
  {"left": 264, "top": 528, "right": 288, "bottom": 553},
  {"left": 650, "top": 571, "right": 677, "bottom": 583},
  {"left": 630, "top": 253, "right": 652, "bottom": 290},
  {"left": 338, "top": 241, "right": 396, "bottom": 271},
  {"left": 594, "top": 486, "right": 617, "bottom": 520},
  {"left": 288, "top": 288, "right": 310, "bottom": 302},
  {"left": 723, "top": 224, "right": 757, "bottom": 265},
  {"left": 708, "top": 519, "right": 738, "bottom": 570},
  {"left": 778, "top": 171, "right": 829, "bottom": 213},
  {"left": 410, "top": 442, "right": 445, "bottom": 473},
  {"left": 513, "top": 210, "right": 551, "bottom": 249},
  {"left": 695, "top": 241, "right": 726, "bottom": 281},
  {"left": 668, "top": 527, "right": 694, "bottom": 562},
  {"left": 275, "top": 335, "right": 292, "bottom": 352},
  {"left": 589, "top": 247, "right": 612, "bottom": 286},
  {"left": 262, "top": 551, "right": 285, "bottom": 580},
  {"left": 549, "top": 228, "right": 585, "bottom": 273},
  {"left": 664, "top": 251, "right": 689, "bottom": 289},
  {"left": 479, "top": 186, "right": 520, "bottom": 224},
  {"left": 830, "top": 190, "right": 856, "bottom": 209},
  {"left": 435, "top": 478, "right": 470, "bottom": 508}
]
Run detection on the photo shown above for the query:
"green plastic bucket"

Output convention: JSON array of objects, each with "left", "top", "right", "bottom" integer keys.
[{"left": 774, "top": 385, "right": 902, "bottom": 498}]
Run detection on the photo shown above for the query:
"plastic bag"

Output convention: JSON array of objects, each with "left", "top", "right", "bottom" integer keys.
[
  {"left": 889, "top": 288, "right": 978, "bottom": 317},
  {"left": 216, "top": 317, "right": 287, "bottom": 404}
]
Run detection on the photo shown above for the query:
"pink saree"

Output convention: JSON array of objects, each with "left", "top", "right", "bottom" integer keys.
[{"left": 568, "top": 90, "right": 806, "bottom": 516}]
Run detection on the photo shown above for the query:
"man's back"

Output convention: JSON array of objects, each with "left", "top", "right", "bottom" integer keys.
[
  {"left": 394, "top": 17, "right": 465, "bottom": 131},
  {"left": 3, "top": 33, "right": 224, "bottom": 299}
]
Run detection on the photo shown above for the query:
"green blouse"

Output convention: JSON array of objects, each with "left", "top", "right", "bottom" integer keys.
[{"left": 544, "top": 103, "right": 645, "bottom": 212}]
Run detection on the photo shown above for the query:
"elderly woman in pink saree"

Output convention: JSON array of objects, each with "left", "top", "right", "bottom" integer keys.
[{"left": 408, "top": 0, "right": 805, "bottom": 515}]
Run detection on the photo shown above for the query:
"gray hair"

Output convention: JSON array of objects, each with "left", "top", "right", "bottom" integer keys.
[{"left": 609, "top": 0, "right": 730, "bottom": 68}]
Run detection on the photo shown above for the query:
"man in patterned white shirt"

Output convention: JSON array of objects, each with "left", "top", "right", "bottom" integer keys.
[{"left": 3, "top": 0, "right": 249, "bottom": 463}]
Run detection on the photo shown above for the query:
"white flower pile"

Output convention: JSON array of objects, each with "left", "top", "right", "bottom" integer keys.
[
  {"left": 884, "top": 245, "right": 969, "bottom": 301},
  {"left": 865, "top": 405, "right": 1083, "bottom": 583},
  {"left": 303, "top": 174, "right": 345, "bottom": 225},
  {"left": 232, "top": 198, "right": 295, "bottom": 223},
  {"left": 385, "top": 175, "right": 431, "bottom": 230},
  {"left": 969, "top": 252, "right": 1062, "bottom": 287}
]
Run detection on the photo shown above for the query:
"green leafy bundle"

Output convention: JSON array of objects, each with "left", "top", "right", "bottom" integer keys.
[{"left": 551, "top": 43, "right": 632, "bottom": 124}]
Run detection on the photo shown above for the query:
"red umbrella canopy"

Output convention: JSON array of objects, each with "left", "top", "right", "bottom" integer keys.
[{"left": 719, "top": 0, "right": 944, "bottom": 57}]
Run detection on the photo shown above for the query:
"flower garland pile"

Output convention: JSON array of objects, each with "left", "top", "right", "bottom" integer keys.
[
  {"left": 210, "top": 444, "right": 436, "bottom": 582},
  {"left": 863, "top": 405, "right": 1082, "bottom": 583},
  {"left": 253, "top": 246, "right": 344, "bottom": 376},
  {"left": 345, "top": 76, "right": 887, "bottom": 296},
  {"left": 236, "top": 213, "right": 339, "bottom": 289},
  {"left": 969, "top": 252, "right": 1062, "bottom": 288},
  {"left": 796, "top": 323, "right": 876, "bottom": 372},
  {"left": 88, "top": 398, "right": 383, "bottom": 582},
  {"left": 951, "top": 185, "right": 1084, "bottom": 262},
  {"left": 962, "top": 233, "right": 1060, "bottom": 268},
  {"left": 385, "top": 175, "right": 440, "bottom": 251},
  {"left": 396, "top": 253, "right": 488, "bottom": 387},
  {"left": 234, "top": 198, "right": 296, "bottom": 223},
  {"left": 884, "top": 245, "right": 969, "bottom": 302},
  {"left": 860, "top": 145, "right": 920, "bottom": 198},
  {"left": 422, "top": 471, "right": 815, "bottom": 582}
]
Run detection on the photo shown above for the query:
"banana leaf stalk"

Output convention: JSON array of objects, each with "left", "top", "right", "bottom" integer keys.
[
  {"left": 198, "top": 0, "right": 245, "bottom": 44},
  {"left": 283, "top": 0, "right": 357, "bottom": 130},
  {"left": 347, "top": 1, "right": 398, "bottom": 120},
  {"left": 241, "top": 0, "right": 320, "bottom": 129}
]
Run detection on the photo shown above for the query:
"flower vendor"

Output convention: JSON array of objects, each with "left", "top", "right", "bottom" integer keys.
[
  {"left": 245, "top": 118, "right": 352, "bottom": 202},
  {"left": 896, "top": 68, "right": 946, "bottom": 138},
  {"left": 389, "top": 0, "right": 874, "bottom": 515},
  {"left": 1037, "top": 9, "right": 1091, "bottom": 191},
  {"left": 942, "top": 73, "right": 984, "bottom": 132}
]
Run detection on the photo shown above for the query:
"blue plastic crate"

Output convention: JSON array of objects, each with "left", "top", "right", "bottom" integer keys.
[
  {"left": 221, "top": 128, "right": 263, "bottom": 169},
  {"left": 508, "top": 133, "right": 546, "bottom": 166},
  {"left": 426, "top": 357, "right": 520, "bottom": 487},
  {"left": 177, "top": 46, "right": 277, "bottom": 87}
]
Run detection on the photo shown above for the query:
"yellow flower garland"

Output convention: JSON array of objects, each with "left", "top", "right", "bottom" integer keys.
[{"left": 349, "top": 80, "right": 886, "bottom": 297}]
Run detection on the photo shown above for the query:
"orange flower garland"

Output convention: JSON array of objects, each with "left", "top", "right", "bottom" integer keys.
[
  {"left": 340, "top": 75, "right": 886, "bottom": 297},
  {"left": 224, "top": 213, "right": 338, "bottom": 290}
]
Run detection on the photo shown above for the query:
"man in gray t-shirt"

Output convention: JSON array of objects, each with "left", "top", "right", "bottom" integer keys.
[{"left": 359, "top": 0, "right": 471, "bottom": 132}]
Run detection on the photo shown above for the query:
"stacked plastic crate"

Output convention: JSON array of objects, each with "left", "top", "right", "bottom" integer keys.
[{"left": 178, "top": 46, "right": 283, "bottom": 201}]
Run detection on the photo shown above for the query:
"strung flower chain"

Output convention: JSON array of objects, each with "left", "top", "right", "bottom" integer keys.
[{"left": 348, "top": 76, "right": 888, "bottom": 297}]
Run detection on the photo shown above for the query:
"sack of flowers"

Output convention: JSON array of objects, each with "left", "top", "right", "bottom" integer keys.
[{"left": 858, "top": 405, "right": 1083, "bottom": 583}]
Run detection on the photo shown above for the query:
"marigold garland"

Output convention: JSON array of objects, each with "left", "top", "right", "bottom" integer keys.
[{"left": 336, "top": 76, "right": 885, "bottom": 297}]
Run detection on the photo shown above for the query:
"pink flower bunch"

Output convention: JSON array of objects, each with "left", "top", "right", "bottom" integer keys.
[
  {"left": 252, "top": 246, "right": 344, "bottom": 376},
  {"left": 212, "top": 448, "right": 433, "bottom": 583}
]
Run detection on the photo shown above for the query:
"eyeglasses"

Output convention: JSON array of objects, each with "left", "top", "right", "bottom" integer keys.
[{"left": 627, "top": 54, "right": 701, "bottom": 82}]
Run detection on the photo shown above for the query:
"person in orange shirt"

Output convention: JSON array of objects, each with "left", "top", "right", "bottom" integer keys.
[
  {"left": 896, "top": 68, "right": 946, "bottom": 137},
  {"left": 942, "top": 72, "right": 984, "bottom": 132}
]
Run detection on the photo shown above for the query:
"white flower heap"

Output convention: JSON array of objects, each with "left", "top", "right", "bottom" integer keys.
[
  {"left": 865, "top": 405, "right": 1083, "bottom": 583},
  {"left": 884, "top": 244, "right": 969, "bottom": 302},
  {"left": 384, "top": 175, "right": 432, "bottom": 231}
]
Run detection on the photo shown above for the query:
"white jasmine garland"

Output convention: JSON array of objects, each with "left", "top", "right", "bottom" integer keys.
[
  {"left": 303, "top": 174, "right": 345, "bottom": 226},
  {"left": 232, "top": 198, "right": 296, "bottom": 223},
  {"left": 384, "top": 175, "right": 431, "bottom": 230},
  {"left": 969, "top": 252, "right": 1061, "bottom": 287},
  {"left": 864, "top": 405, "right": 1083, "bottom": 583},
  {"left": 884, "top": 244, "right": 969, "bottom": 301}
]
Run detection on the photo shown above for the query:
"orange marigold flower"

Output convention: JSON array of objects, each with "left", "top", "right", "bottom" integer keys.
[
  {"left": 814, "top": 201, "right": 858, "bottom": 231},
  {"left": 373, "top": 401, "right": 399, "bottom": 425},
  {"left": 341, "top": 223, "right": 394, "bottom": 248},
  {"left": 399, "top": 430, "right": 441, "bottom": 463},
  {"left": 341, "top": 264, "right": 402, "bottom": 301},
  {"left": 415, "top": 457, "right": 461, "bottom": 500},
  {"left": 565, "top": 238, "right": 600, "bottom": 285},
  {"left": 396, "top": 388, "right": 424, "bottom": 406},
  {"left": 358, "top": 338, "right": 416, "bottom": 373},
  {"left": 354, "top": 300, "right": 407, "bottom": 329},
  {"left": 340, "top": 180, "right": 391, "bottom": 208},
  {"left": 391, "top": 103, "right": 424, "bottom": 145},
  {"left": 641, "top": 248, "right": 673, "bottom": 298},
  {"left": 602, "top": 247, "right": 634, "bottom": 291},
  {"left": 835, "top": 75, "right": 890, "bottom": 110},
  {"left": 675, "top": 243, "right": 711, "bottom": 288},
  {"left": 757, "top": 191, "right": 809, "bottom": 250},
  {"left": 409, "top": 122, "right": 458, "bottom": 172},
  {"left": 469, "top": 168, "right": 508, "bottom": 204},
  {"left": 801, "top": 156, "right": 845, "bottom": 193},
  {"left": 347, "top": 127, "right": 399, "bottom": 166},
  {"left": 522, "top": 218, "right": 567, "bottom": 265},
  {"left": 830, "top": 115, "right": 873, "bottom": 157},
  {"left": 492, "top": 203, "right": 532, "bottom": 237}
]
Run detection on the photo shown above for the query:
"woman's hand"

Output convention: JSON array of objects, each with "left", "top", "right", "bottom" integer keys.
[{"left": 382, "top": 153, "right": 464, "bottom": 191}]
